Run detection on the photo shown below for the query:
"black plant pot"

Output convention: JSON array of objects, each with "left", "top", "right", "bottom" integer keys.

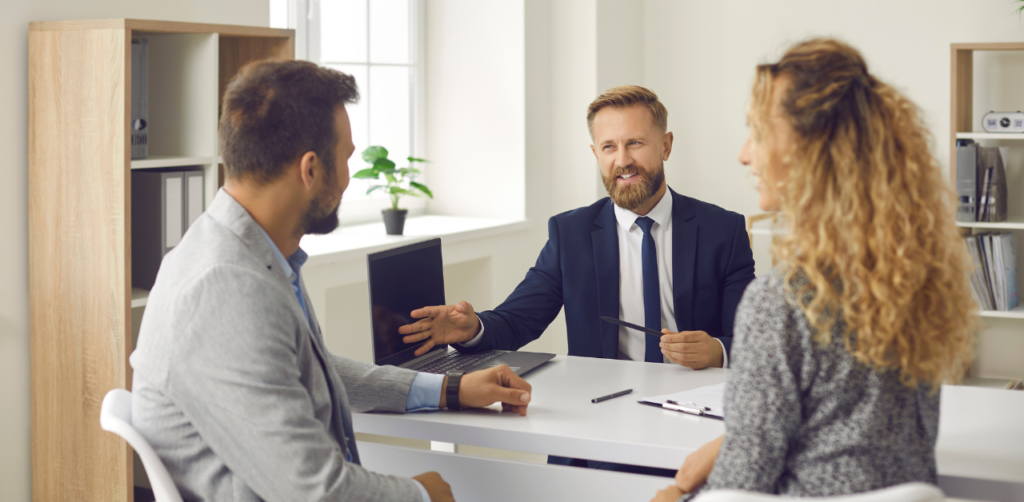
[{"left": 382, "top": 209, "right": 408, "bottom": 235}]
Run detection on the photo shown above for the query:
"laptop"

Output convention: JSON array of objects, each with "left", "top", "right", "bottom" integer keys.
[{"left": 367, "top": 238, "right": 554, "bottom": 376}]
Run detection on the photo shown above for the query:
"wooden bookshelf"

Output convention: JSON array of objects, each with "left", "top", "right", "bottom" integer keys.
[
  {"left": 950, "top": 43, "right": 1024, "bottom": 377},
  {"left": 28, "top": 19, "right": 293, "bottom": 502}
]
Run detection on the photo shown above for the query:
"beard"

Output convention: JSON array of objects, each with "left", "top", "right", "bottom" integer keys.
[
  {"left": 602, "top": 162, "right": 666, "bottom": 211},
  {"left": 301, "top": 164, "right": 342, "bottom": 236}
]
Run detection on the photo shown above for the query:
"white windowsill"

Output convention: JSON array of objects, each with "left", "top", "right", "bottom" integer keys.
[{"left": 300, "top": 215, "right": 532, "bottom": 267}]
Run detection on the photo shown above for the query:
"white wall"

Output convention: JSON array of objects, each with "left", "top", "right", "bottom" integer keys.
[
  {"left": 643, "top": 0, "right": 1024, "bottom": 378},
  {"left": 0, "top": 2, "right": 268, "bottom": 501},
  {"left": 423, "top": 0, "right": 525, "bottom": 220}
]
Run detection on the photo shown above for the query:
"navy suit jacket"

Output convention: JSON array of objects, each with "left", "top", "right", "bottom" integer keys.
[{"left": 458, "top": 187, "right": 756, "bottom": 360}]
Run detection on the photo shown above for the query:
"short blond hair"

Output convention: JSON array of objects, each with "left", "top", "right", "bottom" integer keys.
[{"left": 586, "top": 85, "right": 668, "bottom": 137}]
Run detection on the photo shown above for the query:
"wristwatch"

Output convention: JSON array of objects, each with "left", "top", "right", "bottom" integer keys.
[{"left": 445, "top": 371, "right": 464, "bottom": 411}]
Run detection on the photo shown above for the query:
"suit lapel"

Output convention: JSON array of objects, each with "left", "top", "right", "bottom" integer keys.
[
  {"left": 591, "top": 201, "right": 620, "bottom": 358},
  {"left": 299, "top": 277, "right": 359, "bottom": 464},
  {"left": 671, "top": 189, "right": 698, "bottom": 331}
]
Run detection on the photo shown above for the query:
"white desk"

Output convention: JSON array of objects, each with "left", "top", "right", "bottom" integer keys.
[
  {"left": 354, "top": 355, "right": 727, "bottom": 469},
  {"left": 359, "top": 441, "right": 670, "bottom": 501},
  {"left": 354, "top": 355, "right": 1024, "bottom": 498}
]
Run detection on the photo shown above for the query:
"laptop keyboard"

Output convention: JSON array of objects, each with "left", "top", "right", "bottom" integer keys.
[{"left": 412, "top": 350, "right": 505, "bottom": 374}]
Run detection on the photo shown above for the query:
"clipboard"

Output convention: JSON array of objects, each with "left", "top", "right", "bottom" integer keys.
[{"left": 638, "top": 383, "right": 726, "bottom": 420}]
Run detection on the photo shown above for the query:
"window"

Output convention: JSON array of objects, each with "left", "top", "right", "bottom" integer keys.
[{"left": 271, "top": 0, "right": 426, "bottom": 222}]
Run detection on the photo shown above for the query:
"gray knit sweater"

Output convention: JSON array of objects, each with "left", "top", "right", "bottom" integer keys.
[{"left": 698, "top": 272, "right": 940, "bottom": 497}]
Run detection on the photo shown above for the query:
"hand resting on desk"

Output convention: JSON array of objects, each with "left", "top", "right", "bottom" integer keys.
[
  {"left": 443, "top": 365, "right": 532, "bottom": 416},
  {"left": 650, "top": 434, "right": 723, "bottom": 501},
  {"left": 399, "top": 301, "right": 481, "bottom": 356}
]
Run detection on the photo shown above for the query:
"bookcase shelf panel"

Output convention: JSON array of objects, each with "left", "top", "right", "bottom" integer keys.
[
  {"left": 978, "top": 306, "right": 1024, "bottom": 319},
  {"left": 130, "top": 155, "right": 220, "bottom": 169},
  {"left": 957, "top": 221, "right": 1024, "bottom": 230},
  {"left": 956, "top": 132, "right": 1024, "bottom": 140},
  {"left": 131, "top": 287, "right": 149, "bottom": 308}
]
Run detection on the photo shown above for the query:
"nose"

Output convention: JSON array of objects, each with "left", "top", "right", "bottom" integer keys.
[
  {"left": 737, "top": 136, "right": 752, "bottom": 166},
  {"left": 614, "top": 145, "right": 633, "bottom": 170}
]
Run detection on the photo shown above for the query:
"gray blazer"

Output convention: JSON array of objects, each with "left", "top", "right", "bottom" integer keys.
[{"left": 130, "top": 190, "right": 423, "bottom": 502}]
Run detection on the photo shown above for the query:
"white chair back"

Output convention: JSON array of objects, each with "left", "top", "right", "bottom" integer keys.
[
  {"left": 692, "top": 482, "right": 944, "bottom": 502},
  {"left": 100, "top": 389, "right": 184, "bottom": 502}
]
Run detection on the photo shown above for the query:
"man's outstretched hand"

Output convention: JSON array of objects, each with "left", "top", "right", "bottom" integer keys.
[
  {"left": 399, "top": 301, "right": 481, "bottom": 357},
  {"left": 439, "top": 365, "right": 532, "bottom": 416}
]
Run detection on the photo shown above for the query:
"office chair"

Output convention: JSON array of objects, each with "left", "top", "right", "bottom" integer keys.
[
  {"left": 100, "top": 389, "right": 184, "bottom": 502},
  {"left": 692, "top": 482, "right": 944, "bottom": 502}
]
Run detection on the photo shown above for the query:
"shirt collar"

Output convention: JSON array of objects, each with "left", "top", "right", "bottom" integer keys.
[
  {"left": 613, "top": 188, "right": 673, "bottom": 232},
  {"left": 256, "top": 226, "right": 307, "bottom": 281}
]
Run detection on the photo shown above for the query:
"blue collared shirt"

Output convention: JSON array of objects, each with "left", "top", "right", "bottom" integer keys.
[{"left": 258, "top": 227, "right": 443, "bottom": 501}]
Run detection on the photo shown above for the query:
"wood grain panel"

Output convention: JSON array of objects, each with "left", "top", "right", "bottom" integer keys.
[
  {"left": 950, "top": 47, "right": 973, "bottom": 186},
  {"left": 950, "top": 42, "right": 1024, "bottom": 52},
  {"left": 218, "top": 36, "right": 296, "bottom": 107},
  {"left": 29, "top": 26, "right": 132, "bottom": 502},
  {"left": 31, "top": 19, "right": 293, "bottom": 39}
]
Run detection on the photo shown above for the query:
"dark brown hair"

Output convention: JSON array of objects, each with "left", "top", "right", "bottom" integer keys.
[
  {"left": 219, "top": 59, "right": 359, "bottom": 184},
  {"left": 586, "top": 85, "right": 668, "bottom": 137}
]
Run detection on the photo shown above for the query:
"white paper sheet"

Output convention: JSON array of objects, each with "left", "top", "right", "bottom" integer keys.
[{"left": 640, "top": 383, "right": 727, "bottom": 418}]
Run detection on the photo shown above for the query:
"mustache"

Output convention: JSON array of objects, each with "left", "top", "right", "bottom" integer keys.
[{"left": 610, "top": 166, "right": 648, "bottom": 178}]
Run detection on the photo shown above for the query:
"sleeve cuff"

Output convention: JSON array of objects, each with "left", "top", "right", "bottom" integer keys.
[
  {"left": 405, "top": 372, "right": 445, "bottom": 412},
  {"left": 716, "top": 338, "right": 729, "bottom": 368},
  {"left": 412, "top": 479, "right": 431, "bottom": 502},
  {"left": 459, "top": 319, "right": 486, "bottom": 348}
]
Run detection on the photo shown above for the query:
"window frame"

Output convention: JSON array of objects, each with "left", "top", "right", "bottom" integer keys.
[{"left": 274, "top": 0, "right": 429, "bottom": 224}]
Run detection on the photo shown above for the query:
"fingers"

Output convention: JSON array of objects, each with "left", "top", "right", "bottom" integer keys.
[
  {"left": 398, "top": 318, "right": 432, "bottom": 335},
  {"left": 409, "top": 305, "right": 447, "bottom": 320},
  {"left": 413, "top": 339, "right": 436, "bottom": 357},
  {"left": 659, "top": 331, "right": 708, "bottom": 344}
]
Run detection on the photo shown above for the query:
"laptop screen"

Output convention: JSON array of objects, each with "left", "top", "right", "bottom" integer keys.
[{"left": 366, "top": 238, "right": 446, "bottom": 366}]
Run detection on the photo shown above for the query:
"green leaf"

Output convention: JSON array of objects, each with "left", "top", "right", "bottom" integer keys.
[
  {"left": 384, "top": 173, "right": 397, "bottom": 184},
  {"left": 409, "top": 181, "right": 433, "bottom": 198},
  {"left": 399, "top": 167, "right": 421, "bottom": 176},
  {"left": 387, "top": 186, "right": 415, "bottom": 195},
  {"left": 407, "top": 156, "right": 429, "bottom": 163},
  {"left": 373, "top": 157, "right": 396, "bottom": 169},
  {"left": 362, "top": 146, "right": 388, "bottom": 163},
  {"left": 366, "top": 185, "right": 384, "bottom": 195},
  {"left": 352, "top": 168, "right": 379, "bottom": 179}
]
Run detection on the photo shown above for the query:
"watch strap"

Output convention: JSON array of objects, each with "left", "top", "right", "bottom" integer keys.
[{"left": 446, "top": 371, "right": 464, "bottom": 411}]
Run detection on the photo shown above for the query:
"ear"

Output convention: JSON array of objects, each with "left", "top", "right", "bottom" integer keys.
[
  {"left": 297, "top": 151, "right": 319, "bottom": 192},
  {"left": 590, "top": 143, "right": 598, "bottom": 160},
  {"left": 662, "top": 131, "right": 674, "bottom": 161}
]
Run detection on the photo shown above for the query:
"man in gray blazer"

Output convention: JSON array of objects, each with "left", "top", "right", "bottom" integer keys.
[{"left": 130, "top": 60, "right": 533, "bottom": 502}]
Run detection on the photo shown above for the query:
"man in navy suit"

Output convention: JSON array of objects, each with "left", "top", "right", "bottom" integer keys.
[
  {"left": 399, "top": 85, "right": 755, "bottom": 475},
  {"left": 400, "top": 85, "right": 755, "bottom": 372}
]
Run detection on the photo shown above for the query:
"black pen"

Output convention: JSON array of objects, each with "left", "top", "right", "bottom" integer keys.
[{"left": 591, "top": 388, "right": 633, "bottom": 403}]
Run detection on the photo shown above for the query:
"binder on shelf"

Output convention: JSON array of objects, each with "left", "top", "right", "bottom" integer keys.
[
  {"left": 132, "top": 167, "right": 205, "bottom": 290},
  {"left": 997, "top": 233, "right": 1020, "bottom": 311},
  {"left": 955, "top": 142, "right": 979, "bottom": 222},
  {"left": 977, "top": 146, "right": 1007, "bottom": 222},
  {"left": 130, "top": 38, "right": 149, "bottom": 160}
]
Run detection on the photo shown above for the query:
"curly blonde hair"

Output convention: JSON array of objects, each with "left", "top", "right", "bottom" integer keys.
[{"left": 752, "top": 39, "right": 977, "bottom": 389}]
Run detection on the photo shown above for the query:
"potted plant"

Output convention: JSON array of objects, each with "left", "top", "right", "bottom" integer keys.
[{"left": 354, "top": 145, "right": 433, "bottom": 235}]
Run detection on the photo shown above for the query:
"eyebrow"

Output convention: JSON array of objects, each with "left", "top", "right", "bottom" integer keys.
[{"left": 600, "top": 137, "right": 646, "bottom": 146}]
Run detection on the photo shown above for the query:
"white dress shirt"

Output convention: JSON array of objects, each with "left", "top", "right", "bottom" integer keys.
[
  {"left": 466, "top": 192, "right": 727, "bottom": 367},
  {"left": 613, "top": 193, "right": 727, "bottom": 366}
]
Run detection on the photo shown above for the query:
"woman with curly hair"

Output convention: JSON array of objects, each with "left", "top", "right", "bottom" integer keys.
[{"left": 652, "top": 38, "right": 977, "bottom": 501}]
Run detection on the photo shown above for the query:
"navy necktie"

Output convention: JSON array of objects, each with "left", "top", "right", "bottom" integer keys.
[{"left": 635, "top": 217, "right": 663, "bottom": 363}]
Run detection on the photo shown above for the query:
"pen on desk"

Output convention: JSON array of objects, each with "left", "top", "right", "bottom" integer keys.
[{"left": 591, "top": 389, "right": 633, "bottom": 403}]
